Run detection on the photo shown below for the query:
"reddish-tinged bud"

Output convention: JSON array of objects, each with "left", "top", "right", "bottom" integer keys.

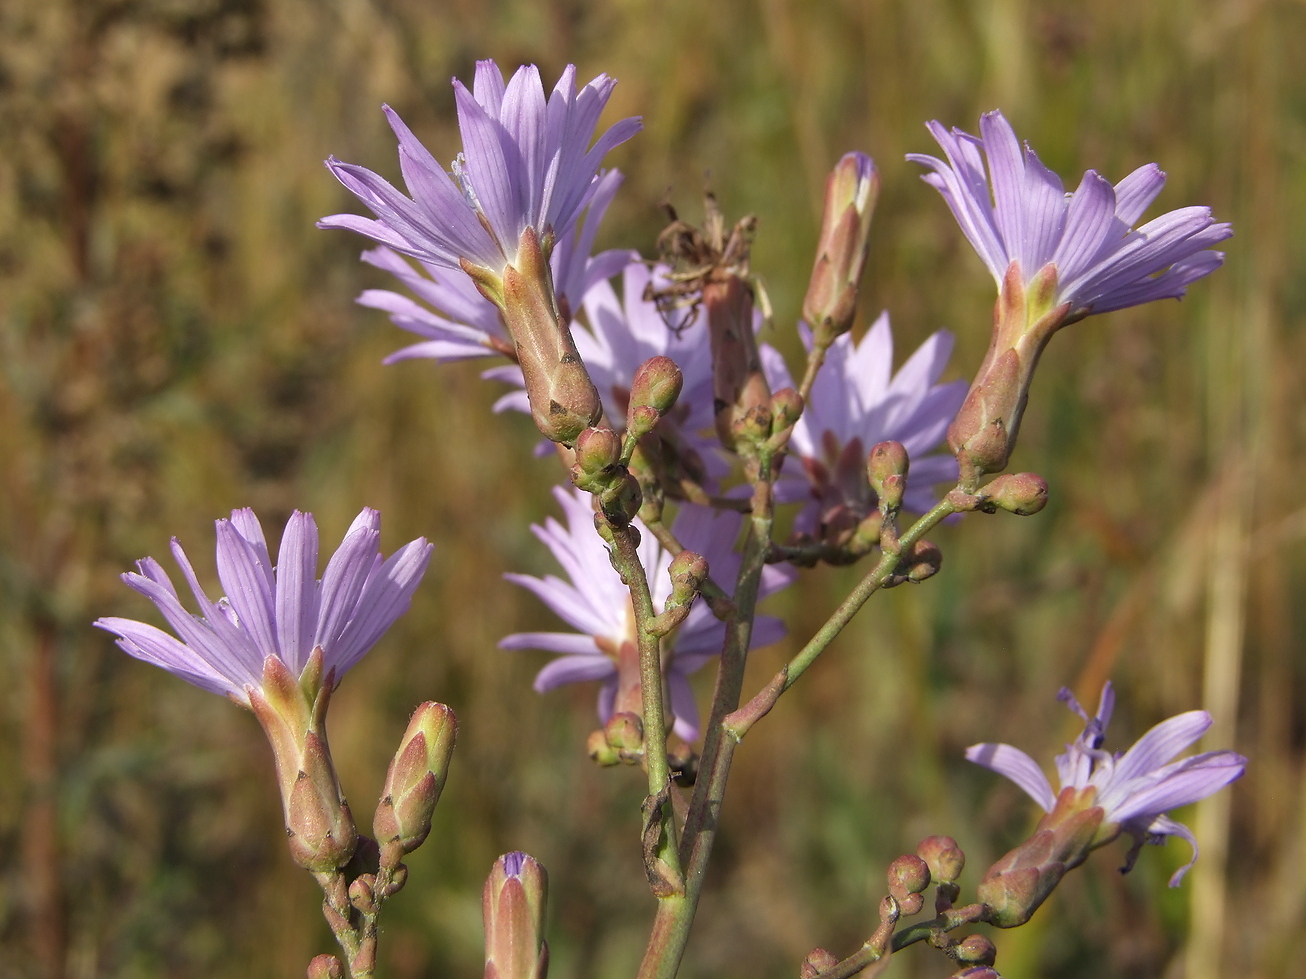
[
  {"left": 978, "top": 473, "right": 1048, "bottom": 516},
  {"left": 769, "top": 387, "right": 804, "bottom": 435},
  {"left": 948, "top": 261, "right": 1072, "bottom": 488},
  {"left": 953, "top": 968, "right": 1003, "bottom": 979},
  {"left": 286, "top": 731, "right": 358, "bottom": 871},
  {"left": 804, "top": 153, "right": 879, "bottom": 344},
  {"left": 800, "top": 947, "right": 839, "bottom": 979},
  {"left": 706, "top": 274, "right": 771, "bottom": 450},
  {"left": 603, "top": 711, "right": 645, "bottom": 752},
  {"left": 978, "top": 787, "right": 1105, "bottom": 927},
  {"left": 955, "top": 935, "right": 997, "bottom": 967},
  {"left": 484, "top": 852, "right": 549, "bottom": 979},
  {"left": 904, "top": 540, "right": 943, "bottom": 582},
  {"left": 888, "top": 853, "right": 932, "bottom": 898},
  {"left": 917, "top": 835, "right": 966, "bottom": 883},
  {"left": 373, "top": 702, "right": 457, "bottom": 858},
  {"left": 496, "top": 227, "right": 602, "bottom": 444},
  {"left": 629, "top": 355, "right": 684, "bottom": 417},
  {"left": 307, "top": 954, "right": 344, "bottom": 979},
  {"left": 626, "top": 404, "right": 663, "bottom": 442},
  {"left": 867, "top": 441, "right": 909, "bottom": 499},
  {"left": 349, "top": 874, "right": 378, "bottom": 914}
]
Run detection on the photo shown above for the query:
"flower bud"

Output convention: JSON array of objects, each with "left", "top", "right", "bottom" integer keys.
[
  {"left": 599, "top": 472, "right": 643, "bottom": 527},
  {"left": 917, "top": 835, "right": 966, "bottom": 884},
  {"left": 800, "top": 947, "right": 839, "bottom": 979},
  {"left": 307, "top": 954, "right": 344, "bottom": 979},
  {"left": 804, "top": 153, "right": 879, "bottom": 344},
  {"left": 285, "top": 730, "right": 358, "bottom": 872},
  {"left": 496, "top": 227, "right": 602, "bottom": 444},
  {"left": 978, "top": 787, "right": 1105, "bottom": 927},
  {"left": 629, "top": 355, "right": 684, "bottom": 417},
  {"left": 626, "top": 404, "right": 663, "bottom": 442},
  {"left": 349, "top": 874, "right": 378, "bottom": 914},
  {"left": 953, "top": 969, "right": 1003, "bottom": 979},
  {"left": 707, "top": 274, "right": 771, "bottom": 451},
  {"left": 904, "top": 540, "right": 943, "bottom": 582},
  {"left": 484, "top": 852, "right": 549, "bottom": 979},
  {"left": 867, "top": 440, "right": 909, "bottom": 513},
  {"left": 769, "top": 388, "right": 804, "bottom": 435},
  {"left": 373, "top": 702, "right": 457, "bottom": 858},
  {"left": 668, "top": 550, "right": 709, "bottom": 608},
  {"left": 978, "top": 473, "right": 1048, "bottom": 516},
  {"left": 887, "top": 853, "right": 932, "bottom": 898},
  {"left": 954, "top": 935, "right": 997, "bottom": 967},
  {"left": 586, "top": 729, "right": 621, "bottom": 766},
  {"left": 570, "top": 428, "right": 622, "bottom": 492},
  {"left": 603, "top": 711, "right": 645, "bottom": 753}
]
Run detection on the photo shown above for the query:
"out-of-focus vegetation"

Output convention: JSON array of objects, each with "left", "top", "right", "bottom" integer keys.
[{"left": 0, "top": 1, "right": 1301, "bottom": 977}]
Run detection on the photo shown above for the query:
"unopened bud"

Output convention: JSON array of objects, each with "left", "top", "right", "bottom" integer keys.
[
  {"left": 374, "top": 702, "right": 457, "bottom": 857},
  {"left": 495, "top": 227, "right": 602, "bottom": 444},
  {"left": 598, "top": 472, "right": 642, "bottom": 527},
  {"left": 917, "top": 835, "right": 966, "bottom": 883},
  {"left": 629, "top": 356, "right": 684, "bottom": 417},
  {"left": 804, "top": 153, "right": 879, "bottom": 343},
  {"left": 587, "top": 729, "right": 621, "bottom": 766},
  {"left": 286, "top": 731, "right": 358, "bottom": 871},
  {"left": 979, "top": 473, "right": 1048, "bottom": 516},
  {"left": 888, "top": 853, "right": 932, "bottom": 898},
  {"left": 626, "top": 404, "right": 663, "bottom": 442},
  {"left": 904, "top": 540, "right": 943, "bottom": 582},
  {"left": 867, "top": 440, "right": 909, "bottom": 502},
  {"left": 731, "top": 402, "right": 772, "bottom": 448},
  {"left": 668, "top": 551, "right": 709, "bottom": 607},
  {"left": 603, "top": 711, "right": 645, "bottom": 752},
  {"left": 953, "top": 969, "right": 1003, "bottom": 979},
  {"left": 349, "top": 874, "right": 378, "bottom": 914},
  {"left": 570, "top": 428, "right": 622, "bottom": 492},
  {"left": 307, "top": 954, "right": 344, "bottom": 979},
  {"left": 955, "top": 935, "right": 997, "bottom": 967},
  {"left": 770, "top": 388, "right": 804, "bottom": 435},
  {"left": 800, "top": 947, "right": 839, "bottom": 979},
  {"left": 484, "top": 852, "right": 549, "bottom": 979}
]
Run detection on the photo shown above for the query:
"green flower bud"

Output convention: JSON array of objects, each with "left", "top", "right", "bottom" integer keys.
[
  {"left": 629, "top": 355, "right": 684, "bottom": 417},
  {"left": 978, "top": 473, "right": 1048, "bottom": 516},
  {"left": 373, "top": 702, "right": 457, "bottom": 858},
  {"left": 800, "top": 948, "right": 839, "bottom": 979},
  {"left": 916, "top": 835, "right": 966, "bottom": 884},
  {"left": 804, "top": 153, "right": 879, "bottom": 344},
  {"left": 954, "top": 935, "right": 997, "bottom": 967},
  {"left": 484, "top": 852, "right": 549, "bottom": 979}
]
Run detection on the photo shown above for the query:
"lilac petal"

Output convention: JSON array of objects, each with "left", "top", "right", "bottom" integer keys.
[
  {"left": 499, "top": 632, "right": 603, "bottom": 655},
  {"left": 1017, "top": 144, "right": 1068, "bottom": 273},
  {"left": 966, "top": 742, "right": 1057, "bottom": 812},
  {"left": 214, "top": 520, "right": 279, "bottom": 659},
  {"left": 472, "top": 60, "right": 506, "bottom": 117},
  {"left": 597, "top": 676, "right": 618, "bottom": 722},
  {"left": 313, "top": 525, "right": 381, "bottom": 653},
  {"left": 1110, "top": 710, "right": 1211, "bottom": 784},
  {"left": 1148, "top": 815, "right": 1200, "bottom": 886},
  {"left": 1113, "top": 164, "right": 1167, "bottom": 225},
  {"left": 453, "top": 79, "right": 518, "bottom": 250},
  {"left": 533, "top": 654, "right": 615, "bottom": 692},
  {"left": 979, "top": 111, "right": 1029, "bottom": 266},
  {"left": 275, "top": 511, "right": 320, "bottom": 675},
  {"left": 94, "top": 617, "right": 237, "bottom": 696},
  {"left": 1107, "top": 751, "right": 1246, "bottom": 824},
  {"left": 332, "top": 538, "right": 434, "bottom": 674},
  {"left": 502, "top": 573, "right": 611, "bottom": 637},
  {"left": 1053, "top": 170, "right": 1119, "bottom": 281}
]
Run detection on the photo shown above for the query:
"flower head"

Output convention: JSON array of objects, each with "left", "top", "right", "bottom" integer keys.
[
  {"left": 908, "top": 110, "right": 1231, "bottom": 320},
  {"left": 95, "top": 507, "right": 433, "bottom": 704},
  {"left": 320, "top": 61, "right": 640, "bottom": 276},
  {"left": 500, "top": 487, "right": 793, "bottom": 740},
  {"left": 357, "top": 170, "right": 637, "bottom": 364},
  {"left": 762, "top": 313, "right": 968, "bottom": 524},
  {"left": 967, "top": 682, "right": 1246, "bottom": 887}
]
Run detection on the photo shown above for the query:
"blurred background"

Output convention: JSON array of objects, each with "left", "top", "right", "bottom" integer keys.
[{"left": 0, "top": 0, "right": 1302, "bottom": 977}]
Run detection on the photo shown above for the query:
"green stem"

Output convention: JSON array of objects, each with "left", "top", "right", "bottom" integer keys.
[
  {"left": 729, "top": 494, "right": 958, "bottom": 738},
  {"left": 609, "top": 521, "right": 683, "bottom": 888},
  {"left": 643, "top": 516, "right": 737, "bottom": 620}
]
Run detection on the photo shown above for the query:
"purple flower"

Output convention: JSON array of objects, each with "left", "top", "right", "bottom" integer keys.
[
  {"left": 357, "top": 170, "right": 637, "bottom": 364},
  {"left": 319, "top": 60, "right": 641, "bottom": 276},
  {"left": 95, "top": 508, "right": 433, "bottom": 705},
  {"left": 500, "top": 487, "right": 793, "bottom": 740},
  {"left": 761, "top": 313, "right": 968, "bottom": 521},
  {"left": 907, "top": 111, "right": 1232, "bottom": 319},
  {"left": 967, "top": 682, "right": 1246, "bottom": 885}
]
